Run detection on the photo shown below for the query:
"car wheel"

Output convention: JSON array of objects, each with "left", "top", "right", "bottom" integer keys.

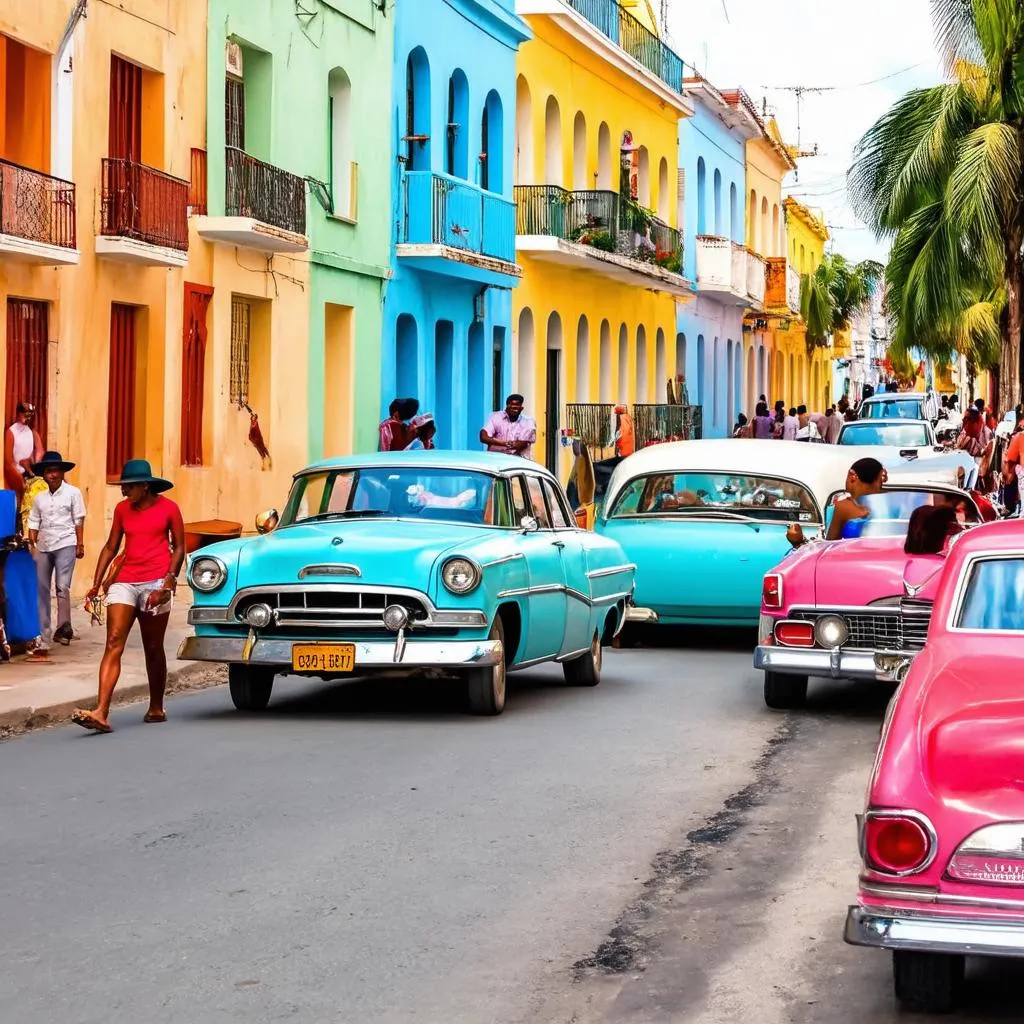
[
  {"left": 228, "top": 664, "right": 275, "bottom": 711},
  {"left": 892, "top": 950, "right": 964, "bottom": 1013},
  {"left": 563, "top": 630, "right": 602, "bottom": 687},
  {"left": 466, "top": 618, "right": 506, "bottom": 716},
  {"left": 763, "top": 671, "right": 808, "bottom": 710}
]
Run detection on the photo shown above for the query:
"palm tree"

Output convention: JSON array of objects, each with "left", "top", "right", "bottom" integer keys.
[
  {"left": 849, "top": 0, "right": 1024, "bottom": 411},
  {"left": 801, "top": 253, "right": 884, "bottom": 348}
]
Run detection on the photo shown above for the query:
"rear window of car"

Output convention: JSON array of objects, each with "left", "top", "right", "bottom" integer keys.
[
  {"left": 839, "top": 423, "right": 930, "bottom": 447},
  {"left": 955, "top": 557, "right": 1024, "bottom": 631},
  {"left": 862, "top": 399, "right": 923, "bottom": 420},
  {"left": 608, "top": 472, "right": 819, "bottom": 523}
]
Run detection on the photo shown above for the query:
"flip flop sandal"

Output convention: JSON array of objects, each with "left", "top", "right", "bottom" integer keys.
[
  {"left": 143, "top": 711, "right": 167, "bottom": 724},
  {"left": 71, "top": 710, "right": 113, "bottom": 734}
]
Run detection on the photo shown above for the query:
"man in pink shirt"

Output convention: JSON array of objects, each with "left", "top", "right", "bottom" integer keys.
[{"left": 480, "top": 394, "right": 537, "bottom": 460}]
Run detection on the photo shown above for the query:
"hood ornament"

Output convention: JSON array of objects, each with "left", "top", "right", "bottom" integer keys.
[{"left": 903, "top": 579, "right": 924, "bottom": 598}]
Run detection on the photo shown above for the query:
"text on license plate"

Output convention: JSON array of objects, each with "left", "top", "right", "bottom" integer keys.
[{"left": 291, "top": 644, "right": 356, "bottom": 674}]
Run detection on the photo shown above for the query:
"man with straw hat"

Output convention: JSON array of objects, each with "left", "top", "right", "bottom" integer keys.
[{"left": 27, "top": 450, "right": 85, "bottom": 655}]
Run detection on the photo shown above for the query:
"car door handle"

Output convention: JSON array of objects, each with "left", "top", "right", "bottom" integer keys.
[{"left": 551, "top": 540, "right": 565, "bottom": 549}]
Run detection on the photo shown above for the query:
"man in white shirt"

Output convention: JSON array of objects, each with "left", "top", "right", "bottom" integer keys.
[
  {"left": 479, "top": 394, "right": 537, "bottom": 460},
  {"left": 27, "top": 451, "right": 85, "bottom": 650}
]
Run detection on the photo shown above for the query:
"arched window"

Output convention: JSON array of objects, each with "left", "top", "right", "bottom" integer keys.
[
  {"left": 395, "top": 313, "right": 418, "bottom": 400},
  {"left": 517, "top": 308, "right": 535, "bottom": 397},
  {"left": 657, "top": 158, "right": 669, "bottom": 220},
  {"left": 800, "top": 244, "right": 806, "bottom": 273},
  {"left": 712, "top": 337, "right": 720, "bottom": 425},
  {"left": 575, "top": 316, "right": 590, "bottom": 401},
  {"left": 405, "top": 48, "right": 430, "bottom": 171},
  {"left": 597, "top": 122, "right": 611, "bottom": 189},
  {"left": 446, "top": 69, "right": 469, "bottom": 178},
  {"left": 760, "top": 196, "right": 769, "bottom": 255},
  {"left": 637, "top": 146, "right": 650, "bottom": 208},
  {"left": 636, "top": 325, "right": 649, "bottom": 402},
  {"left": 544, "top": 95, "right": 562, "bottom": 185},
  {"left": 789, "top": 353, "right": 797, "bottom": 401},
  {"left": 675, "top": 332, "right": 687, "bottom": 384},
  {"left": 573, "top": 111, "right": 587, "bottom": 189},
  {"left": 729, "top": 182, "right": 738, "bottom": 242},
  {"left": 328, "top": 67, "right": 353, "bottom": 217},
  {"left": 746, "top": 346, "right": 755, "bottom": 416},
  {"left": 771, "top": 204, "right": 780, "bottom": 257},
  {"left": 599, "top": 320, "right": 612, "bottom": 402},
  {"left": 514, "top": 76, "right": 533, "bottom": 185},
  {"left": 749, "top": 189, "right": 757, "bottom": 250},
  {"left": 481, "top": 90, "right": 503, "bottom": 192},
  {"left": 713, "top": 168, "right": 722, "bottom": 235},
  {"left": 696, "top": 334, "right": 706, "bottom": 405},
  {"left": 726, "top": 339, "right": 734, "bottom": 427},
  {"left": 655, "top": 328, "right": 666, "bottom": 393},
  {"left": 696, "top": 157, "right": 707, "bottom": 235},
  {"left": 617, "top": 324, "right": 629, "bottom": 401}
]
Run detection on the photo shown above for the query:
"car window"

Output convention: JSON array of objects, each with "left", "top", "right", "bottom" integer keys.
[
  {"left": 863, "top": 400, "right": 923, "bottom": 420},
  {"left": 542, "top": 479, "right": 571, "bottom": 528},
  {"left": 839, "top": 423, "right": 930, "bottom": 446},
  {"left": 822, "top": 489, "right": 980, "bottom": 537},
  {"left": 956, "top": 557, "right": 1024, "bottom": 631},
  {"left": 509, "top": 475, "right": 531, "bottom": 523},
  {"left": 491, "top": 479, "right": 514, "bottom": 527},
  {"left": 525, "top": 476, "right": 552, "bottom": 528},
  {"left": 608, "top": 472, "right": 820, "bottom": 523}
]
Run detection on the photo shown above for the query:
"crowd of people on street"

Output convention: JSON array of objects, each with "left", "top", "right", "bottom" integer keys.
[{"left": 732, "top": 394, "right": 857, "bottom": 443}]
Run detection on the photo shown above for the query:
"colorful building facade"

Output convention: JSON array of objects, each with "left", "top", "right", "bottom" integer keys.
[
  {"left": 513, "top": 0, "right": 692, "bottom": 472},
  {"left": 681, "top": 78, "right": 760, "bottom": 437},
  {"left": 383, "top": 0, "right": 529, "bottom": 451}
]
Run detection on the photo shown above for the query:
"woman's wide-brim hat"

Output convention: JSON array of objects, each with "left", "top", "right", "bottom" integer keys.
[
  {"left": 110, "top": 459, "right": 173, "bottom": 493},
  {"left": 31, "top": 450, "right": 75, "bottom": 474}
]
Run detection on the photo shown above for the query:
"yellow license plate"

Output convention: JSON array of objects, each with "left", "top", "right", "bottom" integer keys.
[{"left": 291, "top": 643, "right": 356, "bottom": 674}]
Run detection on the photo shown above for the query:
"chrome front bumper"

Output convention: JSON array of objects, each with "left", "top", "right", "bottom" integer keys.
[
  {"left": 177, "top": 635, "right": 503, "bottom": 670},
  {"left": 753, "top": 644, "right": 884, "bottom": 681},
  {"left": 845, "top": 905, "right": 1024, "bottom": 958}
]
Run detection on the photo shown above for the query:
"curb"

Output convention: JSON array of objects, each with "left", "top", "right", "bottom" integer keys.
[{"left": 0, "top": 661, "right": 227, "bottom": 740}]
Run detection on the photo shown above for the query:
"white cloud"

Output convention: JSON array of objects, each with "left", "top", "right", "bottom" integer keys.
[{"left": 666, "top": 0, "right": 943, "bottom": 263}]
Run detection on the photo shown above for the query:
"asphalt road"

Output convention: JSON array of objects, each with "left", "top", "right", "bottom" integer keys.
[{"left": 1, "top": 632, "right": 1019, "bottom": 1023}]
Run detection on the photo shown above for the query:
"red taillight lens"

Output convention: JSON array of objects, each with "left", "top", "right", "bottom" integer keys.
[
  {"left": 762, "top": 573, "right": 782, "bottom": 609},
  {"left": 774, "top": 620, "right": 815, "bottom": 647},
  {"left": 864, "top": 815, "right": 931, "bottom": 874}
]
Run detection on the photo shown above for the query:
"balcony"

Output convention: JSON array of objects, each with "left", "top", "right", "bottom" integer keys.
[
  {"left": 764, "top": 257, "right": 802, "bottom": 314},
  {"left": 515, "top": 185, "right": 689, "bottom": 297},
  {"left": 695, "top": 235, "right": 747, "bottom": 304},
  {"left": 396, "top": 171, "right": 520, "bottom": 285},
  {"left": 746, "top": 249, "right": 766, "bottom": 308},
  {"left": 0, "top": 159, "right": 78, "bottom": 266},
  {"left": 97, "top": 159, "right": 190, "bottom": 268},
  {"left": 195, "top": 147, "right": 308, "bottom": 253}
]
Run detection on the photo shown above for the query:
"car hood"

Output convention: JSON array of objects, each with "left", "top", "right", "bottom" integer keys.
[
  {"left": 234, "top": 518, "right": 485, "bottom": 590},
  {"left": 811, "top": 538, "right": 946, "bottom": 606}
]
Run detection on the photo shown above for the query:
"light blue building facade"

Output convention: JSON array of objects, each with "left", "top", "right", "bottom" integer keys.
[
  {"left": 382, "top": 0, "right": 530, "bottom": 450},
  {"left": 677, "top": 80, "right": 759, "bottom": 437}
]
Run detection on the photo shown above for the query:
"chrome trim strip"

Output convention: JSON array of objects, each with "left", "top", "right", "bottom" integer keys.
[
  {"left": 480, "top": 552, "right": 525, "bottom": 569},
  {"left": 298, "top": 563, "right": 361, "bottom": 578},
  {"left": 861, "top": 881, "right": 1024, "bottom": 912},
  {"left": 586, "top": 564, "right": 637, "bottom": 579},
  {"left": 227, "top": 583, "right": 436, "bottom": 619},
  {"left": 555, "top": 646, "right": 590, "bottom": 662},
  {"left": 565, "top": 586, "right": 592, "bottom": 606},
  {"left": 188, "top": 607, "right": 231, "bottom": 624},
  {"left": 497, "top": 583, "right": 564, "bottom": 599},
  {"left": 591, "top": 590, "right": 631, "bottom": 607},
  {"left": 845, "top": 904, "right": 1024, "bottom": 956}
]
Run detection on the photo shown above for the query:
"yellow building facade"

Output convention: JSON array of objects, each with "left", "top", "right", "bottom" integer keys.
[
  {"left": 513, "top": 0, "right": 693, "bottom": 473},
  {"left": 0, "top": 0, "right": 310, "bottom": 584}
]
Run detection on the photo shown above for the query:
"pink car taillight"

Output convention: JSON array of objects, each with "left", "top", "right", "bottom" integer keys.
[
  {"left": 762, "top": 573, "right": 782, "bottom": 610},
  {"left": 864, "top": 813, "right": 934, "bottom": 875},
  {"left": 774, "top": 620, "right": 815, "bottom": 647},
  {"left": 946, "top": 823, "right": 1024, "bottom": 886}
]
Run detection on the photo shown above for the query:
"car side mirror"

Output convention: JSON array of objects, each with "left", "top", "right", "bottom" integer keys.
[
  {"left": 520, "top": 515, "right": 539, "bottom": 534},
  {"left": 255, "top": 509, "right": 279, "bottom": 535}
]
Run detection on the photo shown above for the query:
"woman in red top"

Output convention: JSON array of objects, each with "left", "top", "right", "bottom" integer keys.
[{"left": 72, "top": 460, "right": 185, "bottom": 733}]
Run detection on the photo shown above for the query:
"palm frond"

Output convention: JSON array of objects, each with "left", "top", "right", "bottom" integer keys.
[{"left": 948, "top": 120, "right": 1021, "bottom": 242}]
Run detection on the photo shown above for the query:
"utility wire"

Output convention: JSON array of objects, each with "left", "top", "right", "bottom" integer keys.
[{"left": 762, "top": 62, "right": 925, "bottom": 94}]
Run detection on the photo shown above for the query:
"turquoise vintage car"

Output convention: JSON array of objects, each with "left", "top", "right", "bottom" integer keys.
[{"left": 178, "top": 452, "right": 635, "bottom": 716}]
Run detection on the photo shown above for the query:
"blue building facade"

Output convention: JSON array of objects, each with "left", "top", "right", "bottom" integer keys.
[
  {"left": 677, "top": 80, "right": 758, "bottom": 437},
  {"left": 382, "top": 0, "right": 530, "bottom": 450}
]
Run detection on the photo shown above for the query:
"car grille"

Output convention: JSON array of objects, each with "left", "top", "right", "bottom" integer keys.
[
  {"left": 794, "top": 601, "right": 932, "bottom": 652},
  {"left": 233, "top": 589, "right": 430, "bottom": 630}
]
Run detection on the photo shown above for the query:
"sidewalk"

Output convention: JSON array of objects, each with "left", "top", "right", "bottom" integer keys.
[{"left": 0, "top": 591, "right": 225, "bottom": 737}]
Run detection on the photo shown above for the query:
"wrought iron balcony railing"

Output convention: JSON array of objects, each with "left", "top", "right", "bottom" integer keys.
[
  {"left": 100, "top": 158, "right": 189, "bottom": 250},
  {"left": 225, "top": 146, "right": 307, "bottom": 237},
  {"left": 633, "top": 403, "right": 703, "bottom": 445},
  {"left": 400, "top": 170, "right": 515, "bottom": 263},
  {"left": 0, "top": 158, "right": 76, "bottom": 249},
  {"left": 566, "top": 0, "right": 684, "bottom": 92},
  {"left": 566, "top": 402, "right": 617, "bottom": 448}
]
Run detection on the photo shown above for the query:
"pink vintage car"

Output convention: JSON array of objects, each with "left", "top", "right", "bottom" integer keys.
[
  {"left": 844, "top": 519, "right": 1024, "bottom": 1013},
  {"left": 753, "top": 483, "right": 984, "bottom": 709}
]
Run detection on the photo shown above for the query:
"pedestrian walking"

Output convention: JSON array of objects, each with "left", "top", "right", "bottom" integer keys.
[
  {"left": 72, "top": 460, "right": 185, "bottom": 734},
  {"left": 480, "top": 394, "right": 537, "bottom": 459},
  {"left": 782, "top": 407, "right": 799, "bottom": 441},
  {"left": 752, "top": 402, "right": 774, "bottom": 439},
  {"left": 3, "top": 401, "right": 44, "bottom": 513},
  {"left": 26, "top": 451, "right": 85, "bottom": 656},
  {"left": 823, "top": 408, "right": 842, "bottom": 444}
]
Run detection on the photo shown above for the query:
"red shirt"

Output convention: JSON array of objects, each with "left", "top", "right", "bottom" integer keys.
[{"left": 113, "top": 495, "right": 183, "bottom": 583}]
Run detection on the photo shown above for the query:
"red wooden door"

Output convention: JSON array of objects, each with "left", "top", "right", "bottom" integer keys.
[
  {"left": 181, "top": 284, "right": 213, "bottom": 466},
  {"left": 109, "top": 56, "right": 142, "bottom": 161},
  {"left": 106, "top": 303, "right": 137, "bottom": 479},
  {"left": 5, "top": 299, "right": 49, "bottom": 445}
]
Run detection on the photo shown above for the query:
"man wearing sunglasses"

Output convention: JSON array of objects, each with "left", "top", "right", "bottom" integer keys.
[{"left": 4, "top": 402, "right": 44, "bottom": 513}]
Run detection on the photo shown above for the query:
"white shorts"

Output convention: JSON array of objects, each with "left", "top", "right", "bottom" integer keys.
[{"left": 106, "top": 579, "right": 173, "bottom": 616}]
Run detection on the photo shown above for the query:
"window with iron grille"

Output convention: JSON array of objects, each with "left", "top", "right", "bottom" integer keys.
[
  {"left": 226, "top": 76, "right": 245, "bottom": 151},
  {"left": 181, "top": 284, "right": 213, "bottom": 466},
  {"left": 106, "top": 304, "right": 137, "bottom": 479},
  {"left": 480, "top": 105, "right": 490, "bottom": 192},
  {"left": 5, "top": 299, "right": 49, "bottom": 446},
  {"left": 230, "top": 297, "right": 251, "bottom": 406}
]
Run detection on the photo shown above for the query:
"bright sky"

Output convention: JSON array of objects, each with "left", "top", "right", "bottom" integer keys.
[{"left": 666, "top": 0, "right": 943, "bottom": 265}]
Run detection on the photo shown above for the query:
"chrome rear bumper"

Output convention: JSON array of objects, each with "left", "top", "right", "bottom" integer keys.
[
  {"left": 624, "top": 606, "right": 659, "bottom": 624},
  {"left": 177, "top": 635, "right": 503, "bottom": 670},
  {"left": 845, "top": 905, "right": 1024, "bottom": 958},
  {"left": 753, "top": 644, "right": 884, "bottom": 680}
]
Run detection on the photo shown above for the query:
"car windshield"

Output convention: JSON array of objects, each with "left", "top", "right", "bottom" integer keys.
[
  {"left": 281, "top": 468, "right": 510, "bottom": 527},
  {"left": 608, "top": 472, "right": 820, "bottom": 523},
  {"left": 839, "top": 422, "right": 930, "bottom": 447},
  {"left": 956, "top": 557, "right": 1024, "bottom": 631},
  {"left": 825, "top": 489, "right": 979, "bottom": 538},
  {"left": 862, "top": 399, "right": 923, "bottom": 420}
]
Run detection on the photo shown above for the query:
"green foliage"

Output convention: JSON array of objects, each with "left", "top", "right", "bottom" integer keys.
[{"left": 800, "top": 254, "right": 883, "bottom": 350}]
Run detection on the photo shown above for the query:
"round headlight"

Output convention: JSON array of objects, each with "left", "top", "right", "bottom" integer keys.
[
  {"left": 189, "top": 555, "right": 226, "bottom": 593},
  {"left": 383, "top": 604, "right": 410, "bottom": 632},
  {"left": 815, "top": 614, "right": 849, "bottom": 649},
  {"left": 244, "top": 602, "right": 273, "bottom": 629},
  {"left": 441, "top": 557, "right": 481, "bottom": 595}
]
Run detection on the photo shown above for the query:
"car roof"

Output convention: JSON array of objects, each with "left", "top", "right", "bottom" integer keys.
[
  {"left": 861, "top": 392, "right": 926, "bottom": 402},
  {"left": 301, "top": 450, "right": 555, "bottom": 477},
  {"left": 948, "top": 519, "right": 1024, "bottom": 555},
  {"left": 839, "top": 417, "right": 932, "bottom": 428}
]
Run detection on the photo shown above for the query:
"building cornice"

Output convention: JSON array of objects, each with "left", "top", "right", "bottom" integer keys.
[
  {"left": 683, "top": 77, "right": 761, "bottom": 141},
  {"left": 444, "top": 0, "right": 532, "bottom": 47},
  {"left": 783, "top": 196, "right": 829, "bottom": 242}
]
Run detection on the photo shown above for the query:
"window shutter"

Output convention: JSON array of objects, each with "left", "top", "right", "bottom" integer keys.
[
  {"left": 106, "top": 303, "right": 137, "bottom": 479},
  {"left": 5, "top": 299, "right": 49, "bottom": 445},
  {"left": 181, "top": 285, "right": 213, "bottom": 466},
  {"left": 230, "top": 297, "right": 251, "bottom": 406}
]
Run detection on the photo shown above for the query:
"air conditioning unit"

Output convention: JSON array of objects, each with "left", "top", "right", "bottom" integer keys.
[{"left": 225, "top": 42, "right": 243, "bottom": 78}]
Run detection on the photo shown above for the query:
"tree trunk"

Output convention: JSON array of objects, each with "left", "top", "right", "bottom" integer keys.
[{"left": 1000, "top": 230, "right": 1023, "bottom": 414}]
